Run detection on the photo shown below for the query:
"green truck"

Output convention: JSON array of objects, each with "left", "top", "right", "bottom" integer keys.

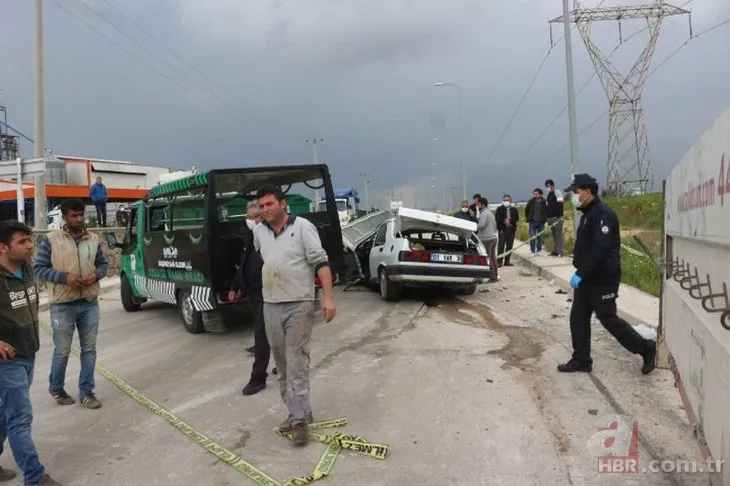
[{"left": 106, "top": 164, "right": 345, "bottom": 334}]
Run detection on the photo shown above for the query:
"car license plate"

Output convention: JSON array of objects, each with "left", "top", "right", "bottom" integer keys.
[{"left": 431, "top": 253, "right": 463, "bottom": 263}]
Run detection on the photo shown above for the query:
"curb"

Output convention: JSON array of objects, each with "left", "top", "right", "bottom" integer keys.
[
  {"left": 37, "top": 279, "right": 121, "bottom": 313},
  {"left": 513, "top": 253, "right": 653, "bottom": 329}
]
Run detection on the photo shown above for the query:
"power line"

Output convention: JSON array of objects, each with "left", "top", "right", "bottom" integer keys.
[
  {"left": 49, "top": 0, "right": 307, "bottom": 133},
  {"left": 518, "top": 14, "right": 730, "bottom": 175},
  {"left": 95, "top": 0, "right": 305, "bottom": 132},
  {"left": 472, "top": 0, "right": 611, "bottom": 174},
  {"left": 486, "top": 0, "right": 700, "bottom": 182}
]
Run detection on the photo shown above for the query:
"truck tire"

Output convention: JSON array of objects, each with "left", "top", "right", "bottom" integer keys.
[
  {"left": 178, "top": 290, "right": 205, "bottom": 334},
  {"left": 120, "top": 275, "right": 141, "bottom": 312},
  {"left": 379, "top": 267, "right": 402, "bottom": 302}
]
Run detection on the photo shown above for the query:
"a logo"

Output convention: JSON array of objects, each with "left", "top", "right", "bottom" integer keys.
[
  {"left": 601, "top": 225, "right": 609, "bottom": 234},
  {"left": 601, "top": 292, "right": 616, "bottom": 300},
  {"left": 162, "top": 246, "right": 178, "bottom": 259},
  {"left": 587, "top": 414, "right": 639, "bottom": 473}
]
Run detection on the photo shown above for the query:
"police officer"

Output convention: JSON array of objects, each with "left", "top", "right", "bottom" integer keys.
[{"left": 557, "top": 174, "right": 656, "bottom": 375}]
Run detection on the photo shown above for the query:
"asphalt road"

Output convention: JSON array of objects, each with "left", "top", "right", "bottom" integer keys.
[{"left": 1, "top": 265, "right": 712, "bottom": 485}]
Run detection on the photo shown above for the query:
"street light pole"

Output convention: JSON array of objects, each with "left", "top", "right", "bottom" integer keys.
[
  {"left": 434, "top": 82, "right": 466, "bottom": 201},
  {"left": 34, "top": 0, "right": 47, "bottom": 229}
]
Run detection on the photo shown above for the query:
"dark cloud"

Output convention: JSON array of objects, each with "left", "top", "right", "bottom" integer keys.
[{"left": 0, "top": 0, "right": 728, "bottom": 208}]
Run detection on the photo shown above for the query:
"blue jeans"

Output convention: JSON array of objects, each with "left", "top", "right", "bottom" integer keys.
[
  {"left": 529, "top": 221, "right": 545, "bottom": 253},
  {"left": 0, "top": 360, "right": 47, "bottom": 484},
  {"left": 49, "top": 299, "right": 100, "bottom": 397}
]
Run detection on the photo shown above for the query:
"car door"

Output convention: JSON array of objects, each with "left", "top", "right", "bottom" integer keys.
[{"left": 368, "top": 222, "right": 389, "bottom": 280}]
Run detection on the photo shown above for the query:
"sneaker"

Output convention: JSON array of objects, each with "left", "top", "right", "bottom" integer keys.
[
  {"left": 641, "top": 341, "right": 657, "bottom": 375},
  {"left": 79, "top": 392, "right": 102, "bottom": 409},
  {"left": 279, "top": 411, "right": 313, "bottom": 432},
  {"left": 27, "top": 475, "right": 64, "bottom": 485},
  {"left": 49, "top": 389, "right": 75, "bottom": 406},
  {"left": 292, "top": 422, "right": 309, "bottom": 446},
  {"left": 242, "top": 380, "right": 266, "bottom": 396},
  {"left": 557, "top": 359, "right": 592, "bottom": 373},
  {"left": 0, "top": 466, "right": 17, "bottom": 482}
]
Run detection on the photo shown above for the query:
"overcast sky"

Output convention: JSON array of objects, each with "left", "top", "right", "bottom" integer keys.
[{"left": 1, "top": 0, "right": 728, "bottom": 208}]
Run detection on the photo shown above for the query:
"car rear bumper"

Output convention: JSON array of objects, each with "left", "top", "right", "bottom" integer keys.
[{"left": 383, "top": 264, "right": 490, "bottom": 284}]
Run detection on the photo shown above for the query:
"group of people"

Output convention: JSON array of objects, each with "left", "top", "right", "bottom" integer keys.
[
  {"left": 0, "top": 174, "right": 659, "bottom": 484},
  {"left": 0, "top": 197, "right": 108, "bottom": 485}
]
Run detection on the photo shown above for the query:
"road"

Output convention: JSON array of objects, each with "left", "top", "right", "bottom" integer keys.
[{"left": 2, "top": 265, "right": 710, "bottom": 485}]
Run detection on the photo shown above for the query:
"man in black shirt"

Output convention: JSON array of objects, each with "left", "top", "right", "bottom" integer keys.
[
  {"left": 544, "top": 179, "right": 565, "bottom": 257},
  {"left": 494, "top": 194, "right": 519, "bottom": 266},
  {"left": 557, "top": 174, "right": 656, "bottom": 375}
]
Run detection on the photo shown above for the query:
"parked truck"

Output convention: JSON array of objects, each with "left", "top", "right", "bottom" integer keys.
[{"left": 316, "top": 187, "right": 360, "bottom": 225}]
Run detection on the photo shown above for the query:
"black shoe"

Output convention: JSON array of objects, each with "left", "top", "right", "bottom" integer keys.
[
  {"left": 504, "top": 262, "right": 514, "bottom": 266},
  {"left": 242, "top": 380, "right": 266, "bottom": 396},
  {"left": 641, "top": 341, "right": 657, "bottom": 375},
  {"left": 557, "top": 359, "right": 592, "bottom": 373},
  {"left": 246, "top": 345, "right": 256, "bottom": 354}
]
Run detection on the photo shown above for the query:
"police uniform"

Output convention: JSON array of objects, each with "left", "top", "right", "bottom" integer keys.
[{"left": 557, "top": 173, "right": 656, "bottom": 374}]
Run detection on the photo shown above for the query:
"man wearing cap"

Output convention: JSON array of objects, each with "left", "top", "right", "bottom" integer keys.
[{"left": 558, "top": 173, "right": 656, "bottom": 375}]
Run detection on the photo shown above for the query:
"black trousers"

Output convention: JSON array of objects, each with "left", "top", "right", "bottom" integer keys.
[
  {"left": 250, "top": 301, "right": 271, "bottom": 382},
  {"left": 570, "top": 284, "right": 650, "bottom": 363},
  {"left": 497, "top": 228, "right": 515, "bottom": 264}
]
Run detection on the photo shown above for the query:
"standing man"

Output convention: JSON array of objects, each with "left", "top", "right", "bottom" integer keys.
[
  {"left": 468, "top": 193, "right": 481, "bottom": 221},
  {"left": 245, "top": 200, "right": 261, "bottom": 231},
  {"left": 545, "top": 179, "right": 565, "bottom": 257},
  {"left": 229, "top": 213, "right": 269, "bottom": 396},
  {"left": 89, "top": 176, "right": 108, "bottom": 227},
  {"left": 524, "top": 188, "right": 547, "bottom": 256},
  {"left": 454, "top": 200, "right": 476, "bottom": 222},
  {"left": 0, "top": 220, "right": 64, "bottom": 485},
  {"left": 557, "top": 174, "right": 656, "bottom": 374},
  {"left": 475, "top": 198, "right": 498, "bottom": 283},
  {"left": 494, "top": 194, "right": 519, "bottom": 267},
  {"left": 33, "top": 198, "right": 107, "bottom": 409},
  {"left": 253, "top": 185, "right": 336, "bottom": 446}
]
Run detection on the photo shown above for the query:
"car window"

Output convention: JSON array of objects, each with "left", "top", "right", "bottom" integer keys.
[{"left": 374, "top": 223, "right": 387, "bottom": 246}]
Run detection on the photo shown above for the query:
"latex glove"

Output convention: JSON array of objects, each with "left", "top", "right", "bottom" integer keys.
[{"left": 570, "top": 274, "right": 582, "bottom": 289}]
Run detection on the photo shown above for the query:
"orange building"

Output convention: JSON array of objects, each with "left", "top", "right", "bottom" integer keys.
[{"left": 0, "top": 155, "right": 173, "bottom": 222}]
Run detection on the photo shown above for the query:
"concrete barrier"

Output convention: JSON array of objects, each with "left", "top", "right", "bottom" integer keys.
[
  {"left": 30, "top": 226, "right": 126, "bottom": 291},
  {"left": 662, "top": 105, "right": 730, "bottom": 486}
]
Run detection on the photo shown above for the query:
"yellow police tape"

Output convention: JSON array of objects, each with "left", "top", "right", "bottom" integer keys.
[
  {"left": 496, "top": 216, "right": 565, "bottom": 260},
  {"left": 37, "top": 320, "right": 390, "bottom": 486}
]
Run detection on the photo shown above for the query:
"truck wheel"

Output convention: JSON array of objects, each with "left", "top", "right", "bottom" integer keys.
[
  {"left": 379, "top": 268, "right": 401, "bottom": 302},
  {"left": 120, "top": 275, "right": 141, "bottom": 312},
  {"left": 178, "top": 290, "right": 205, "bottom": 334}
]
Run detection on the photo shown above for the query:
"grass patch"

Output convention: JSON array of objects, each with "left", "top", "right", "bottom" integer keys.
[{"left": 512, "top": 192, "right": 663, "bottom": 297}]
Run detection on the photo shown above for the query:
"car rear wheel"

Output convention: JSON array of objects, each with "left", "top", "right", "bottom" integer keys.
[
  {"left": 178, "top": 290, "right": 205, "bottom": 334},
  {"left": 379, "top": 268, "right": 402, "bottom": 302}
]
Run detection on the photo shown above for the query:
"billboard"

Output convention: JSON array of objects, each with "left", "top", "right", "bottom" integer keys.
[{"left": 663, "top": 105, "right": 730, "bottom": 486}]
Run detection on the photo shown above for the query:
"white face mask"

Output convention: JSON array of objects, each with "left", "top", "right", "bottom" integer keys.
[
  {"left": 503, "top": 201, "right": 510, "bottom": 207},
  {"left": 571, "top": 192, "right": 581, "bottom": 208},
  {"left": 460, "top": 207, "right": 468, "bottom": 212}
]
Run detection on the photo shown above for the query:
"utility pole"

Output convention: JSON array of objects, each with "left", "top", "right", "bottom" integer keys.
[
  {"left": 360, "top": 172, "right": 370, "bottom": 214},
  {"left": 433, "top": 82, "right": 467, "bottom": 200},
  {"left": 306, "top": 138, "right": 323, "bottom": 209},
  {"left": 34, "top": 0, "right": 47, "bottom": 229},
  {"left": 555, "top": 0, "right": 581, "bottom": 239}
]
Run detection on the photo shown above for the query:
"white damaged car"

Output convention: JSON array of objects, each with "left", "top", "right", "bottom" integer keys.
[{"left": 342, "top": 207, "right": 490, "bottom": 301}]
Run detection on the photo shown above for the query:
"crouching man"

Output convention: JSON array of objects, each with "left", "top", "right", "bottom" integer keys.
[
  {"left": 253, "top": 185, "right": 336, "bottom": 446},
  {"left": 0, "top": 220, "right": 64, "bottom": 485}
]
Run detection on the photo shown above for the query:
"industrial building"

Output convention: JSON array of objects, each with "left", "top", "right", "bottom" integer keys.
[{"left": 0, "top": 155, "right": 172, "bottom": 224}]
